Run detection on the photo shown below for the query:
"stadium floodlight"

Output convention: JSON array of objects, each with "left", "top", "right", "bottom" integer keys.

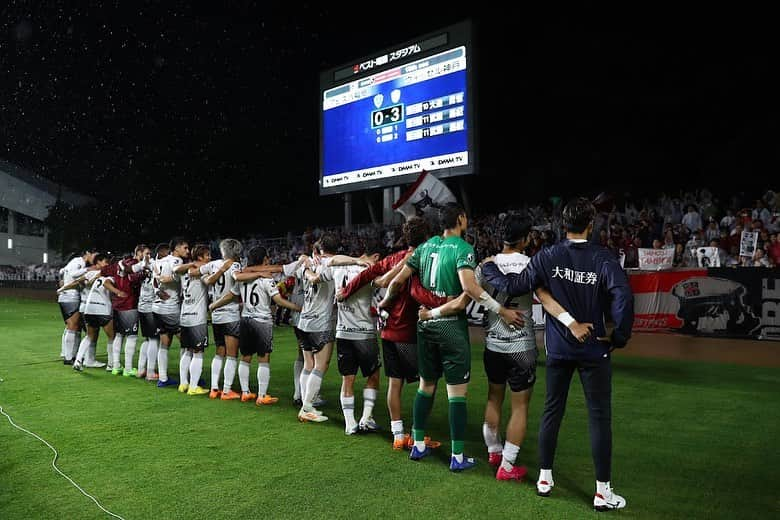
[
  {"left": 319, "top": 20, "right": 476, "bottom": 195},
  {"left": 7, "top": 238, "right": 12, "bottom": 249},
  {"left": 43, "top": 252, "right": 48, "bottom": 263}
]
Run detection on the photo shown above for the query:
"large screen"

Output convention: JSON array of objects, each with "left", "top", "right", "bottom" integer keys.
[{"left": 319, "top": 21, "right": 475, "bottom": 195}]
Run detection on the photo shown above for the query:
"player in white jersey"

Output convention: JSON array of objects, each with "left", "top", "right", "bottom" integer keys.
[
  {"left": 173, "top": 244, "right": 212, "bottom": 396},
  {"left": 418, "top": 216, "right": 590, "bottom": 482},
  {"left": 210, "top": 246, "right": 302, "bottom": 405},
  {"left": 62, "top": 254, "right": 122, "bottom": 371},
  {"left": 286, "top": 258, "right": 307, "bottom": 406},
  {"left": 137, "top": 243, "right": 168, "bottom": 380},
  {"left": 296, "top": 234, "right": 340, "bottom": 423},
  {"left": 152, "top": 237, "right": 190, "bottom": 388},
  {"left": 202, "top": 238, "right": 243, "bottom": 400},
  {"left": 329, "top": 240, "right": 384, "bottom": 435},
  {"left": 57, "top": 249, "right": 95, "bottom": 364}
]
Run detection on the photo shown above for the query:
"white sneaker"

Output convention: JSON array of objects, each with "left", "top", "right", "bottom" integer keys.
[
  {"left": 345, "top": 424, "right": 359, "bottom": 435},
  {"left": 536, "top": 478, "right": 554, "bottom": 497},
  {"left": 72, "top": 360, "right": 84, "bottom": 372},
  {"left": 594, "top": 485, "right": 626, "bottom": 511},
  {"left": 84, "top": 360, "right": 106, "bottom": 368}
]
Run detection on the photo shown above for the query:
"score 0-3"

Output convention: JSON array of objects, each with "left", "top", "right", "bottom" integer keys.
[{"left": 371, "top": 104, "right": 405, "bottom": 128}]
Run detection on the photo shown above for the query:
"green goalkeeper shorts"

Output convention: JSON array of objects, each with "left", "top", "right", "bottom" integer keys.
[{"left": 416, "top": 317, "right": 471, "bottom": 385}]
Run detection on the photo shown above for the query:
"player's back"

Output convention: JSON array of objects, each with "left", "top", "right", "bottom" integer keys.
[
  {"left": 180, "top": 271, "right": 208, "bottom": 326},
  {"left": 85, "top": 274, "right": 114, "bottom": 316},
  {"left": 478, "top": 252, "right": 535, "bottom": 352},
  {"left": 236, "top": 277, "right": 278, "bottom": 323},
  {"left": 331, "top": 264, "right": 375, "bottom": 339},
  {"left": 298, "top": 257, "right": 336, "bottom": 332}
]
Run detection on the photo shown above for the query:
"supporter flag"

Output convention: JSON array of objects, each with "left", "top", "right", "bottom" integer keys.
[
  {"left": 739, "top": 230, "right": 758, "bottom": 258},
  {"left": 694, "top": 246, "right": 721, "bottom": 267},
  {"left": 392, "top": 170, "right": 456, "bottom": 220}
]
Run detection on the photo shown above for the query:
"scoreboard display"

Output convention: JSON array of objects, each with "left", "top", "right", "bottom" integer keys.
[{"left": 319, "top": 21, "right": 475, "bottom": 195}]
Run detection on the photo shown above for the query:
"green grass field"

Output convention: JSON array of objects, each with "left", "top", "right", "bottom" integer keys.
[{"left": 1, "top": 296, "right": 779, "bottom": 519}]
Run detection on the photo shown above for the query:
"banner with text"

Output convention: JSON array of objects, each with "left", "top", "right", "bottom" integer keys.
[{"left": 638, "top": 248, "right": 675, "bottom": 271}]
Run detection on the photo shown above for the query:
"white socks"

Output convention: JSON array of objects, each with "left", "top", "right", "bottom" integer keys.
[
  {"left": 189, "top": 352, "right": 204, "bottom": 388},
  {"left": 124, "top": 336, "right": 137, "bottom": 372},
  {"left": 483, "top": 422, "right": 503, "bottom": 453},
  {"left": 63, "top": 330, "right": 78, "bottom": 361},
  {"left": 60, "top": 329, "right": 68, "bottom": 358},
  {"left": 303, "top": 370, "right": 323, "bottom": 409},
  {"left": 157, "top": 346, "right": 169, "bottom": 382},
  {"left": 597, "top": 481, "right": 610, "bottom": 496},
  {"left": 539, "top": 469, "right": 553, "bottom": 483},
  {"left": 146, "top": 338, "right": 158, "bottom": 375},
  {"left": 293, "top": 358, "right": 303, "bottom": 400},
  {"left": 257, "top": 363, "right": 270, "bottom": 396},
  {"left": 361, "top": 388, "right": 377, "bottom": 423},
  {"left": 238, "top": 360, "right": 251, "bottom": 393},
  {"left": 210, "top": 355, "right": 224, "bottom": 390},
  {"left": 112, "top": 335, "right": 123, "bottom": 369},
  {"left": 179, "top": 350, "right": 193, "bottom": 386},
  {"left": 137, "top": 340, "right": 148, "bottom": 374},
  {"left": 341, "top": 394, "right": 357, "bottom": 431},
  {"left": 223, "top": 357, "right": 237, "bottom": 394},
  {"left": 299, "top": 369, "right": 311, "bottom": 401},
  {"left": 501, "top": 441, "right": 520, "bottom": 471},
  {"left": 391, "top": 420, "right": 405, "bottom": 442},
  {"left": 75, "top": 336, "right": 91, "bottom": 363}
]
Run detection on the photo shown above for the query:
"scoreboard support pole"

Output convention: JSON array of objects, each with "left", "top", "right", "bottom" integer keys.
[
  {"left": 382, "top": 187, "right": 394, "bottom": 225},
  {"left": 344, "top": 193, "right": 352, "bottom": 231}
]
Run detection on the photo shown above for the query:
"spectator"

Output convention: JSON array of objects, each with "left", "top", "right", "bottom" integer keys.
[
  {"left": 682, "top": 205, "right": 702, "bottom": 234},
  {"left": 720, "top": 209, "right": 736, "bottom": 231}
]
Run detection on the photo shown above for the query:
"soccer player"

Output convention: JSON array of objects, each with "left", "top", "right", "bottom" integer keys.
[
  {"left": 152, "top": 237, "right": 190, "bottom": 388},
  {"left": 211, "top": 246, "right": 302, "bottom": 405},
  {"left": 104, "top": 246, "right": 148, "bottom": 376},
  {"left": 417, "top": 215, "right": 592, "bottom": 482},
  {"left": 68, "top": 254, "right": 121, "bottom": 371},
  {"left": 169, "top": 243, "right": 212, "bottom": 395},
  {"left": 57, "top": 249, "right": 95, "bottom": 364},
  {"left": 296, "top": 234, "right": 340, "bottom": 423},
  {"left": 202, "top": 238, "right": 243, "bottom": 400},
  {"left": 335, "top": 217, "right": 438, "bottom": 447},
  {"left": 137, "top": 243, "right": 168, "bottom": 380},
  {"left": 378, "top": 202, "right": 523, "bottom": 472},
  {"left": 329, "top": 239, "right": 385, "bottom": 435},
  {"left": 480, "top": 197, "right": 633, "bottom": 510}
]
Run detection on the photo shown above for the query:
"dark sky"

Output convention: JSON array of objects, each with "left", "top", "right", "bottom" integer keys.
[{"left": 1, "top": 4, "right": 775, "bottom": 248}]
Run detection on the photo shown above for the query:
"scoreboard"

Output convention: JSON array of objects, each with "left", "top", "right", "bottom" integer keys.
[{"left": 319, "top": 21, "right": 475, "bottom": 195}]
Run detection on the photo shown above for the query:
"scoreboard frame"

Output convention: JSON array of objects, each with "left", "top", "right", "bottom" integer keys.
[{"left": 318, "top": 20, "right": 476, "bottom": 196}]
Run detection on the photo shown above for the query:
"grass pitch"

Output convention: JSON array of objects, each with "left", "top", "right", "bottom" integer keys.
[{"left": 1, "top": 297, "right": 779, "bottom": 519}]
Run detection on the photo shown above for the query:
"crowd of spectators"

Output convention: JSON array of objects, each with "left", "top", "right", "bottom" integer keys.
[{"left": 5, "top": 188, "right": 779, "bottom": 282}]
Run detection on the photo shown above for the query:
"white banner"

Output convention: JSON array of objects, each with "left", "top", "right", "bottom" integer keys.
[
  {"left": 638, "top": 248, "right": 675, "bottom": 271},
  {"left": 694, "top": 246, "right": 721, "bottom": 267},
  {"left": 392, "top": 170, "right": 456, "bottom": 220},
  {"left": 740, "top": 231, "right": 758, "bottom": 257}
]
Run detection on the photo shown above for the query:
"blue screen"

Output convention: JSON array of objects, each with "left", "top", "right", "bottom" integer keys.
[{"left": 322, "top": 70, "right": 467, "bottom": 177}]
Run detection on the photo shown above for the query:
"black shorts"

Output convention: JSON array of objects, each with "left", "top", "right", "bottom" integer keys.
[
  {"left": 293, "top": 327, "right": 306, "bottom": 348},
  {"left": 212, "top": 321, "right": 240, "bottom": 347},
  {"left": 382, "top": 340, "right": 419, "bottom": 383},
  {"left": 139, "top": 311, "right": 159, "bottom": 338},
  {"left": 483, "top": 347, "right": 538, "bottom": 393},
  {"left": 299, "top": 329, "right": 335, "bottom": 353},
  {"left": 337, "top": 337, "right": 381, "bottom": 377},
  {"left": 58, "top": 301, "right": 80, "bottom": 322},
  {"left": 84, "top": 314, "right": 112, "bottom": 329},
  {"left": 239, "top": 318, "right": 274, "bottom": 356},
  {"left": 114, "top": 310, "right": 139, "bottom": 336},
  {"left": 154, "top": 312, "right": 180, "bottom": 336},
  {"left": 181, "top": 324, "right": 209, "bottom": 351}
]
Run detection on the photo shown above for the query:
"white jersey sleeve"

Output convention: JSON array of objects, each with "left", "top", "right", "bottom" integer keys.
[{"left": 84, "top": 275, "right": 114, "bottom": 316}]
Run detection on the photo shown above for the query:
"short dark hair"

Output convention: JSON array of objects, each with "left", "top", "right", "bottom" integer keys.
[
  {"left": 502, "top": 215, "right": 531, "bottom": 244},
  {"left": 169, "top": 236, "right": 188, "bottom": 251},
  {"left": 562, "top": 197, "right": 596, "bottom": 234},
  {"left": 247, "top": 246, "right": 268, "bottom": 266},
  {"left": 403, "top": 216, "right": 429, "bottom": 247},
  {"left": 134, "top": 244, "right": 149, "bottom": 255},
  {"left": 191, "top": 243, "right": 210, "bottom": 261},
  {"left": 362, "top": 238, "right": 384, "bottom": 257},
  {"left": 93, "top": 253, "right": 108, "bottom": 264},
  {"left": 439, "top": 202, "right": 466, "bottom": 231},
  {"left": 319, "top": 233, "right": 338, "bottom": 255},
  {"left": 155, "top": 243, "right": 170, "bottom": 258}
]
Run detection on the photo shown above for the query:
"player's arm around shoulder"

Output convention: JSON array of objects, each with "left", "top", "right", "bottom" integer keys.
[{"left": 600, "top": 253, "right": 634, "bottom": 348}]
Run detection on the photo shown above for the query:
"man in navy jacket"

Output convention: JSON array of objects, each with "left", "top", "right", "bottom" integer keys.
[{"left": 481, "top": 197, "right": 633, "bottom": 511}]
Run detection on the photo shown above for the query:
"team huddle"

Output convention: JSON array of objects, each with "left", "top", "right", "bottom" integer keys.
[{"left": 54, "top": 200, "right": 633, "bottom": 511}]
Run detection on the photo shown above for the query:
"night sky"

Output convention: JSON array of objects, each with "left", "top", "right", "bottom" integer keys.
[{"left": 1, "top": 4, "right": 775, "bottom": 249}]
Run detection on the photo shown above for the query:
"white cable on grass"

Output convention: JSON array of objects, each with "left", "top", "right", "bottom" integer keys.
[{"left": 0, "top": 404, "right": 125, "bottom": 520}]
